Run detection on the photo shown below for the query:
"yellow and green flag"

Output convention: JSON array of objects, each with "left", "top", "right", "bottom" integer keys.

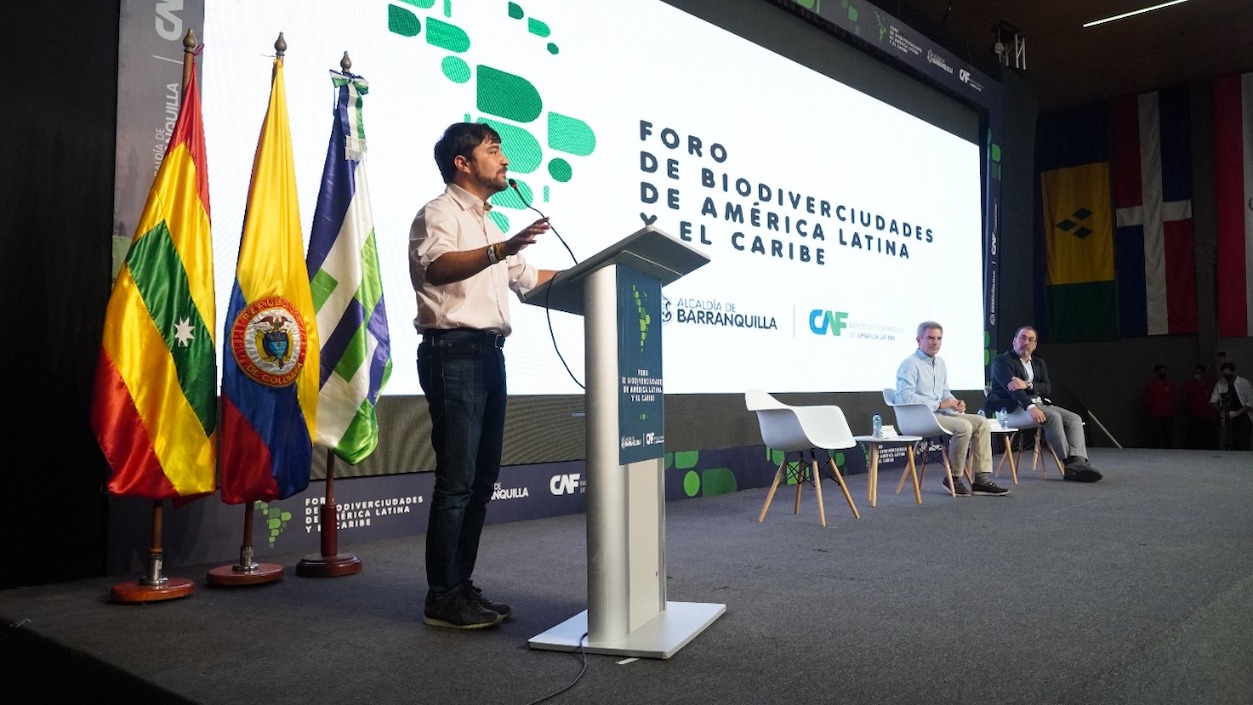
[{"left": 1037, "top": 105, "right": 1119, "bottom": 342}]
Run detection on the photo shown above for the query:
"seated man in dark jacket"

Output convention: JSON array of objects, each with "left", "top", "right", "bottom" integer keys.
[{"left": 985, "top": 326, "right": 1102, "bottom": 482}]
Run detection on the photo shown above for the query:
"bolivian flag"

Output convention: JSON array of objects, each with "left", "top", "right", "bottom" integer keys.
[{"left": 92, "top": 59, "right": 217, "bottom": 500}]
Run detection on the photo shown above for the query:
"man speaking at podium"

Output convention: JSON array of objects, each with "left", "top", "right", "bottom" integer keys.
[{"left": 410, "top": 122, "right": 556, "bottom": 630}]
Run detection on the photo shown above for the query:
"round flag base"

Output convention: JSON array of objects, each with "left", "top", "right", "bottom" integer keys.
[
  {"left": 111, "top": 577, "right": 195, "bottom": 604},
  {"left": 205, "top": 562, "right": 284, "bottom": 587},
  {"left": 296, "top": 553, "right": 362, "bottom": 578}
]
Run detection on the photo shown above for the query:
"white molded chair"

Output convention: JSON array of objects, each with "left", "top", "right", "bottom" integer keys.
[
  {"left": 746, "top": 389, "right": 860, "bottom": 526},
  {"left": 882, "top": 388, "right": 959, "bottom": 497},
  {"left": 999, "top": 407, "right": 1067, "bottom": 481}
]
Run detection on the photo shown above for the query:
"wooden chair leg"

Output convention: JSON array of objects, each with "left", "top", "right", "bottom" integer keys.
[
  {"left": 996, "top": 433, "right": 1019, "bottom": 484},
  {"left": 823, "top": 455, "right": 860, "bottom": 520},
  {"left": 809, "top": 455, "right": 827, "bottom": 528},
  {"left": 1030, "top": 429, "right": 1043, "bottom": 476},
  {"left": 904, "top": 447, "right": 922, "bottom": 504},
  {"left": 898, "top": 440, "right": 928, "bottom": 494},
  {"left": 866, "top": 444, "right": 879, "bottom": 506},
  {"left": 1045, "top": 445, "right": 1066, "bottom": 479},
  {"left": 758, "top": 454, "right": 789, "bottom": 522},
  {"left": 939, "top": 449, "right": 956, "bottom": 497}
]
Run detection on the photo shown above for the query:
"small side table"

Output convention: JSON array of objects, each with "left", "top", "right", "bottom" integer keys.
[{"left": 854, "top": 435, "right": 924, "bottom": 507}]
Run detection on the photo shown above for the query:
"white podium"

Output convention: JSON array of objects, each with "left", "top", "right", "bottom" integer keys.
[{"left": 521, "top": 225, "right": 725, "bottom": 659}]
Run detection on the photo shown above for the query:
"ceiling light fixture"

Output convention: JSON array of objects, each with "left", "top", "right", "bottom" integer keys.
[{"left": 1083, "top": 0, "right": 1189, "bottom": 28}]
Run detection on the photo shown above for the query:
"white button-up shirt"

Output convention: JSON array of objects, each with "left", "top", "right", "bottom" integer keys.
[{"left": 409, "top": 183, "right": 538, "bottom": 336}]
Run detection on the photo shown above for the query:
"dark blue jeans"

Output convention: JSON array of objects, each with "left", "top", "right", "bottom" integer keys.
[{"left": 417, "top": 329, "right": 507, "bottom": 601}]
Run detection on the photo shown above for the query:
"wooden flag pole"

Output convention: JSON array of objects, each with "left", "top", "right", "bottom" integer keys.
[
  {"left": 297, "top": 449, "right": 363, "bottom": 577},
  {"left": 111, "top": 30, "right": 204, "bottom": 605},
  {"left": 207, "top": 501, "right": 284, "bottom": 586},
  {"left": 112, "top": 500, "right": 196, "bottom": 602}
]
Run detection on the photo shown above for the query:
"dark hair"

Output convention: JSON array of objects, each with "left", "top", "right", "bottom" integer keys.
[
  {"left": 433, "top": 122, "right": 502, "bottom": 183},
  {"left": 1153, "top": 364, "right": 1166, "bottom": 373},
  {"left": 1220, "top": 361, "right": 1236, "bottom": 373},
  {"left": 1014, "top": 325, "right": 1038, "bottom": 339}
]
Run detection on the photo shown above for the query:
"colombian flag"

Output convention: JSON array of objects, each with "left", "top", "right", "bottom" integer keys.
[
  {"left": 91, "top": 56, "right": 217, "bottom": 500},
  {"left": 219, "top": 55, "right": 319, "bottom": 504},
  {"left": 1037, "top": 104, "right": 1119, "bottom": 342}
]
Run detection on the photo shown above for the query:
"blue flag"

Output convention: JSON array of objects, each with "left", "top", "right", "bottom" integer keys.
[{"left": 306, "top": 71, "right": 392, "bottom": 465}]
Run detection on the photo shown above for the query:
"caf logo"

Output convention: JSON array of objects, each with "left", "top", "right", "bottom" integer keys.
[{"left": 230, "top": 296, "right": 307, "bottom": 388}]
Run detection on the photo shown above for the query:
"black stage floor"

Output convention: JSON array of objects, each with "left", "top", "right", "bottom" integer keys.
[{"left": 3, "top": 448, "right": 1252, "bottom": 705}]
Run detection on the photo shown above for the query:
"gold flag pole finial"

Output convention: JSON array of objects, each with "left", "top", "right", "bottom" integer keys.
[
  {"left": 340, "top": 52, "right": 352, "bottom": 73},
  {"left": 275, "top": 32, "right": 287, "bottom": 58}
]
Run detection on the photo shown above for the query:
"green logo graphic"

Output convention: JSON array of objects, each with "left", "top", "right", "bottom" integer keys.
[
  {"left": 387, "top": 1, "right": 599, "bottom": 234},
  {"left": 631, "top": 284, "right": 652, "bottom": 351},
  {"left": 258, "top": 501, "right": 294, "bottom": 548}
]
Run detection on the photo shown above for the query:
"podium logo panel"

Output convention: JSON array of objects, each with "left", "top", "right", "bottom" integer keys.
[{"left": 618, "top": 268, "right": 664, "bottom": 465}]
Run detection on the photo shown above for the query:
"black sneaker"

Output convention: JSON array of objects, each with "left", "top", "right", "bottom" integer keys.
[
  {"left": 467, "top": 582, "right": 512, "bottom": 620},
  {"left": 971, "top": 477, "right": 1011, "bottom": 496},
  {"left": 942, "top": 475, "right": 971, "bottom": 496},
  {"left": 424, "top": 592, "right": 503, "bottom": 630},
  {"left": 1063, "top": 466, "right": 1103, "bottom": 483}
]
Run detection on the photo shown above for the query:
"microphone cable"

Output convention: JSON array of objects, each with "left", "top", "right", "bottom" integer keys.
[
  {"left": 508, "top": 179, "right": 584, "bottom": 391},
  {"left": 510, "top": 179, "right": 578, "bottom": 267}
]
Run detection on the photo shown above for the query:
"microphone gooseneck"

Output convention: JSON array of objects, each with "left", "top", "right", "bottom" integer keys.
[{"left": 509, "top": 179, "right": 578, "bottom": 266}]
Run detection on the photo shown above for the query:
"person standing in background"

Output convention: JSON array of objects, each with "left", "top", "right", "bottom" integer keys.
[
  {"left": 1144, "top": 364, "right": 1175, "bottom": 449},
  {"left": 1183, "top": 365, "right": 1215, "bottom": 449},
  {"left": 1210, "top": 362, "right": 1253, "bottom": 451}
]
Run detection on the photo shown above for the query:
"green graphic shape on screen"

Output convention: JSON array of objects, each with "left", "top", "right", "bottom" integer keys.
[
  {"left": 388, "top": 5, "right": 421, "bottom": 36},
  {"left": 548, "top": 112, "right": 595, "bottom": 155},
  {"left": 700, "top": 468, "right": 738, "bottom": 496},
  {"left": 428, "top": 17, "right": 471, "bottom": 51},
  {"left": 670, "top": 450, "right": 699, "bottom": 470},
  {"left": 477, "top": 67, "right": 542, "bottom": 122},
  {"left": 481, "top": 118, "right": 542, "bottom": 172},
  {"left": 387, "top": 1, "right": 597, "bottom": 227},
  {"left": 442, "top": 56, "right": 471, "bottom": 83},
  {"left": 549, "top": 158, "right": 572, "bottom": 182}
]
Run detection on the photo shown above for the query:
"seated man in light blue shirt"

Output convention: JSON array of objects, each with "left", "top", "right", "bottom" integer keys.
[{"left": 896, "top": 321, "right": 1010, "bottom": 497}]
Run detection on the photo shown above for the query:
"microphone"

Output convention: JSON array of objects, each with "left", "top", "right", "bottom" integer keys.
[{"left": 510, "top": 178, "right": 577, "bottom": 265}]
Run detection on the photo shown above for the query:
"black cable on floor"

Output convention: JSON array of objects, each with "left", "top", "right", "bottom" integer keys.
[{"left": 521, "top": 632, "right": 589, "bottom": 705}]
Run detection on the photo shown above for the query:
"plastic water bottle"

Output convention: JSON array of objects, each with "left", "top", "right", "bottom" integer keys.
[
  {"left": 977, "top": 409, "right": 986, "bottom": 417},
  {"left": 872, "top": 413, "right": 882, "bottom": 438},
  {"left": 997, "top": 407, "right": 1008, "bottom": 427}
]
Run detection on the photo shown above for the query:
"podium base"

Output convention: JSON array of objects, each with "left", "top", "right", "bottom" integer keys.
[
  {"left": 295, "top": 554, "right": 362, "bottom": 578},
  {"left": 529, "top": 601, "right": 726, "bottom": 659}
]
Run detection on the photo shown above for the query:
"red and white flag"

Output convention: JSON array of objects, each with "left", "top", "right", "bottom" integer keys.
[
  {"left": 1110, "top": 86, "right": 1197, "bottom": 336},
  {"left": 1214, "top": 72, "right": 1253, "bottom": 337}
]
